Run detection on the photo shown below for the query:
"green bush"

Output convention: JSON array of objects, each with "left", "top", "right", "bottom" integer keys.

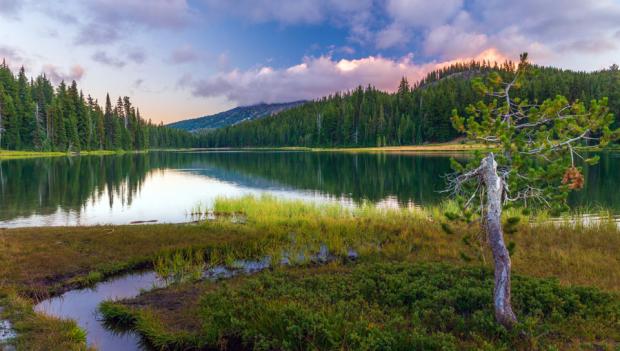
[{"left": 190, "top": 263, "right": 619, "bottom": 350}]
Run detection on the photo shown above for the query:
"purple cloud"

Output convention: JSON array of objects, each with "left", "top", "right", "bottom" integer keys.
[
  {"left": 74, "top": 0, "right": 191, "bottom": 46},
  {"left": 87, "top": 0, "right": 191, "bottom": 28},
  {"left": 92, "top": 51, "right": 126, "bottom": 68},
  {"left": 0, "top": 45, "right": 22, "bottom": 65},
  {"left": 42, "top": 64, "right": 85, "bottom": 84},
  {"left": 168, "top": 45, "right": 201, "bottom": 64},
  {"left": 127, "top": 49, "right": 147, "bottom": 64},
  {"left": 0, "top": 0, "right": 21, "bottom": 18},
  {"left": 75, "top": 24, "right": 120, "bottom": 45}
]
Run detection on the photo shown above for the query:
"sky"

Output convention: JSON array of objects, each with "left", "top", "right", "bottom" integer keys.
[{"left": 1, "top": 0, "right": 620, "bottom": 124}]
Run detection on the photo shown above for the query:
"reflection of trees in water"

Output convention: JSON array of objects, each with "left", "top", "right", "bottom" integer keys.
[
  {"left": 0, "top": 152, "right": 207, "bottom": 221},
  {"left": 162, "top": 151, "right": 620, "bottom": 210},
  {"left": 568, "top": 152, "right": 620, "bottom": 210},
  {"left": 192, "top": 152, "right": 455, "bottom": 205},
  {"left": 0, "top": 155, "right": 148, "bottom": 221},
  {"left": 1, "top": 151, "right": 618, "bottom": 222}
]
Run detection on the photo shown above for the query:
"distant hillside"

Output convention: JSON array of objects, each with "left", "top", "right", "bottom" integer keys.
[
  {"left": 196, "top": 61, "right": 620, "bottom": 148},
  {"left": 168, "top": 101, "right": 306, "bottom": 132}
]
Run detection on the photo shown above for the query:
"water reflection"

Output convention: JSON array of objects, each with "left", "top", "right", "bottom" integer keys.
[
  {"left": 34, "top": 271, "right": 164, "bottom": 351},
  {"left": 1, "top": 151, "right": 618, "bottom": 227}
]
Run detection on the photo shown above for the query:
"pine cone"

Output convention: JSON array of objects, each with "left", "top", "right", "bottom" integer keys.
[{"left": 562, "top": 166, "right": 584, "bottom": 190}]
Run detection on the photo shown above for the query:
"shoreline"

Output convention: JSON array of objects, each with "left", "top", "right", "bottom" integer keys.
[
  {"left": 4, "top": 142, "right": 618, "bottom": 160},
  {"left": 0, "top": 149, "right": 148, "bottom": 160},
  {"left": 165, "top": 141, "right": 493, "bottom": 154}
]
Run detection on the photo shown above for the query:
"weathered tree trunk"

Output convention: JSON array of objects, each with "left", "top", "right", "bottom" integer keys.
[{"left": 480, "top": 153, "right": 517, "bottom": 328}]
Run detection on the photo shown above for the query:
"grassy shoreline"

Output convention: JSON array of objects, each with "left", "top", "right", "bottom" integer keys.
[
  {"left": 1, "top": 196, "right": 619, "bottom": 350},
  {"left": 5, "top": 142, "right": 618, "bottom": 160},
  {"left": 0, "top": 149, "right": 147, "bottom": 160},
  {"left": 161, "top": 143, "right": 620, "bottom": 154},
  {"left": 171, "top": 141, "right": 491, "bottom": 154}
]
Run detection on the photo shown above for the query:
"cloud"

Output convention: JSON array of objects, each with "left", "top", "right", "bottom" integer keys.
[
  {"left": 168, "top": 45, "right": 202, "bottom": 64},
  {"left": 204, "top": 0, "right": 371, "bottom": 25},
  {"left": 92, "top": 51, "right": 126, "bottom": 68},
  {"left": 75, "top": 24, "right": 120, "bottom": 45},
  {"left": 86, "top": 0, "right": 191, "bottom": 28},
  {"left": 180, "top": 51, "right": 512, "bottom": 105},
  {"left": 42, "top": 64, "right": 85, "bottom": 84},
  {"left": 127, "top": 49, "right": 147, "bottom": 64},
  {"left": 216, "top": 52, "right": 230, "bottom": 71},
  {"left": 557, "top": 39, "right": 617, "bottom": 54},
  {"left": 0, "top": 0, "right": 21, "bottom": 18},
  {"left": 424, "top": 24, "right": 488, "bottom": 58},
  {"left": 75, "top": 0, "right": 192, "bottom": 45},
  {"left": 376, "top": 24, "right": 409, "bottom": 49},
  {"left": 386, "top": 0, "right": 463, "bottom": 28},
  {"left": 0, "top": 45, "right": 22, "bottom": 65}
]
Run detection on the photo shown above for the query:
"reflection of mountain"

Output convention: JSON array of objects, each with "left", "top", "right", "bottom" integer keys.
[{"left": 181, "top": 166, "right": 299, "bottom": 192}]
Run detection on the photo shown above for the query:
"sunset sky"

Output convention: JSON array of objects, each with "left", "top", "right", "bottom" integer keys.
[{"left": 1, "top": 0, "right": 619, "bottom": 123}]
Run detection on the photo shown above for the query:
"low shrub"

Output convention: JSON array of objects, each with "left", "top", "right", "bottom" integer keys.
[{"left": 104, "top": 263, "right": 620, "bottom": 350}]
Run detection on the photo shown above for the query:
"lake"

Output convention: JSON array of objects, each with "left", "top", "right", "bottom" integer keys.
[{"left": 1, "top": 150, "right": 619, "bottom": 227}]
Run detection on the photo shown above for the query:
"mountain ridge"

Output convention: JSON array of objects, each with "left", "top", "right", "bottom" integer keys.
[{"left": 168, "top": 101, "right": 307, "bottom": 132}]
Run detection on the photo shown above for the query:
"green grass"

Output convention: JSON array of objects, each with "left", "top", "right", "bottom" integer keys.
[
  {"left": 153, "top": 249, "right": 205, "bottom": 285},
  {"left": 0, "top": 149, "right": 145, "bottom": 160},
  {"left": 171, "top": 140, "right": 492, "bottom": 154},
  {"left": 101, "top": 262, "right": 620, "bottom": 351},
  {"left": 0, "top": 292, "right": 92, "bottom": 351}
]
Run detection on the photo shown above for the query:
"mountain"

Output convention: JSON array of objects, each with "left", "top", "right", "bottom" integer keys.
[{"left": 168, "top": 101, "right": 307, "bottom": 132}]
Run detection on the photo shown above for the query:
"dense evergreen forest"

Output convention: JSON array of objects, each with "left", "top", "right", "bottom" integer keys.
[
  {"left": 199, "top": 60, "right": 620, "bottom": 147},
  {"left": 0, "top": 60, "right": 193, "bottom": 151},
  {"left": 3, "top": 58, "right": 617, "bottom": 151}
]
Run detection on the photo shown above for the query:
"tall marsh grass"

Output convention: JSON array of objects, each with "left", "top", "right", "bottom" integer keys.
[
  {"left": 193, "top": 194, "right": 620, "bottom": 291},
  {"left": 153, "top": 249, "right": 205, "bottom": 284}
]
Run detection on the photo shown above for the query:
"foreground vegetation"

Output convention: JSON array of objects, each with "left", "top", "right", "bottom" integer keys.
[
  {"left": 1, "top": 196, "right": 619, "bottom": 350},
  {"left": 102, "top": 263, "right": 619, "bottom": 350}
]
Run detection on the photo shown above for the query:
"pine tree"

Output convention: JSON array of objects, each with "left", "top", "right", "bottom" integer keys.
[{"left": 104, "top": 94, "right": 114, "bottom": 149}]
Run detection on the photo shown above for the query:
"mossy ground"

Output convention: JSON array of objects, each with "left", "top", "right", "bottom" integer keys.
[{"left": 1, "top": 196, "right": 619, "bottom": 350}]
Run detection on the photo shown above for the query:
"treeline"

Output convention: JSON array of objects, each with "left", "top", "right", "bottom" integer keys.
[
  {"left": 0, "top": 60, "right": 194, "bottom": 151},
  {"left": 199, "top": 61, "right": 620, "bottom": 147}
]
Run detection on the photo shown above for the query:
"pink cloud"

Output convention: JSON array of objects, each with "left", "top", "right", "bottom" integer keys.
[
  {"left": 182, "top": 49, "right": 516, "bottom": 105},
  {"left": 42, "top": 64, "right": 85, "bottom": 84}
]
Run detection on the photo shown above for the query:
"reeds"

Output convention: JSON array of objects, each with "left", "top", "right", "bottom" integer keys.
[{"left": 153, "top": 249, "right": 205, "bottom": 285}]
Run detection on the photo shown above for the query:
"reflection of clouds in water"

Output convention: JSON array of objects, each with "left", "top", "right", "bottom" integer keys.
[
  {"left": 34, "top": 272, "right": 164, "bottom": 350},
  {"left": 375, "top": 196, "right": 421, "bottom": 211},
  {"left": 0, "top": 169, "right": 356, "bottom": 227}
]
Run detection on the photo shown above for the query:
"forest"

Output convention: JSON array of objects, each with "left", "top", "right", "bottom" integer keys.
[
  {"left": 4, "top": 58, "right": 618, "bottom": 151},
  {"left": 0, "top": 60, "right": 194, "bottom": 151},
  {"left": 199, "top": 60, "right": 620, "bottom": 147}
]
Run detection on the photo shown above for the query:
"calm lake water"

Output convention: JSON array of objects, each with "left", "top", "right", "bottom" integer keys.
[{"left": 1, "top": 150, "right": 619, "bottom": 227}]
